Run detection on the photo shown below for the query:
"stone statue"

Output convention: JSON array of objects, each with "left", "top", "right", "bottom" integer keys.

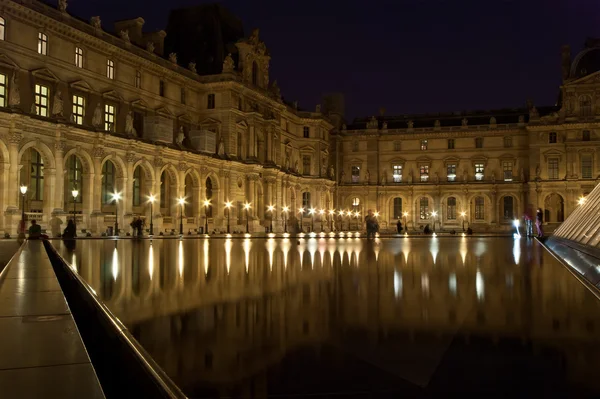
[
  {"left": 365, "top": 169, "right": 370, "bottom": 183},
  {"left": 30, "top": 103, "right": 36, "bottom": 114},
  {"left": 248, "top": 28, "right": 260, "bottom": 45},
  {"left": 382, "top": 121, "right": 388, "bottom": 130},
  {"left": 69, "top": 113, "right": 75, "bottom": 123},
  {"left": 367, "top": 116, "right": 378, "bottom": 129},
  {"left": 168, "top": 53, "right": 178, "bottom": 64},
  {"left": 535, "top": 164, "right": 541, "bottom": 179},
  {"left": 520, "top": 167, "right": 525, "bottom": 182},
  {"left": 329, "top": 165, "right": 335, "bottom": 179},
  {"left": 321, "top": 163, "right": 327, "bottom": 176},
  {"left": 316, "top": 104, "right": 321, "bottom": 113},
  {"left": 461, "top": 117, "right": 468, "bottom": 127},
  {"left": 58, "top": 0, "right": 68, "bottom": 13},
  {"left": 9, "top": 72, "right": 20, "bottom": 108},
  {"left": 90, "top": 16, "right": 101, "bottom": 29},
  {"left": 175, "top": 126, "right": 185, "bottom": 146},
  {"left": 217, "top": 138, "right": 225, "bottom": 156},
  {"left": 407, "top": 120, "right": 414, "bottom": 129},
  {"left": 92, "top": 103, "right": 102, "bottom": 128},
  {"left": 518, "top": 115, "right": 525, "bottom": 124},
  {"left": 434, "top": 120, "right": 441, "bottom": 128},
  {"left": 294, "top": 160, "right": 299, "bottom": 172},
  {"left": 285, "top": 156, "right": 290, "bottom": 170},
  {"left": 125, "top": 111, "right": 134, "bottom": 135},
  {"left": 269, "top": 80, "right": 281, "bottom": 99},
  {"left": 434, "top": 172, "right": 439, "bottom": 183},
  {"left": 407, "top": 170, "right": 413, "bottom": 184},
  {"left": 188, "top": 62, "right": 196, "bottom": 73},
  {"left": 529, "top": 106, "right": 539, "bottom": 119},
  {"left": 463, "top": 169, "right": 468, "bottom": 182},
  {"left": 119, "top": 30, "right": 130, "bottom": 43},
  {"left": 341, "top": 123, "right": 347, "bottom": 131},
  {"left": 490, "top": 116, "right": 497, "bottom": 125},
  {"left": 491, "top": 173, "right": 496, "bottom": 184},
  {"left": 52, "top": 90, "right": 63, "bottom": 117},
  {"left": 340, "top": 170, "right": 346, "bottom": 182},
  {"left": 222, "top": 53, "right": 235, "bottom": 73},
  {"left": 381, "top": 170, "right": 387, "bottom": 184},
  {"left": 146, "top": 42, "right": 155, "bottom": 53}
]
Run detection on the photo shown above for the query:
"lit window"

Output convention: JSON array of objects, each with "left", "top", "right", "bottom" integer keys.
[
  {"left": 447, "top": 197, "right": 457, "bottom": 220},
  {"left": 475, "top": 163, "right": 484, "bottom": 181},
  {"left": 581, "top": 155, "right": 593, "bottom": 179},
  {"left": 37, "top": 32, "right": 47, "bottom": 55},
  {"left": 393, "top": 165, "right": 402, "bottom": 183},
  {"left": 106, "top": 59, "right": 114, "bottom": 79},
  {"left": 420, "top": 165, "right": 429, "bottom": 182},
  {"left": 447, "top": 164, "right": 456, "bottom": 181},
  {"left": 475, "top": 137, "right": 483, "bottom": 148},
  {"left": 582, "top": 130, "right": 591, "bottom": 142},
  {"left": 0, "top": 73, "right": 6, "bottom": 107},
  {"left": 503, "top": 196, "right": 514, "bottom": 220},
  {"left": 75, "top": 47, "right": 83, "bottom": 68},
  {"left": 393, "top": 198, "right": 403, "bottom": 219},
  {"left": 503, "top": 136, "right": 512, "bottom": 148},
  {"left": 72, "top": 95, "right": 84, "bottom": 125},
  {"left": 303, "top": 126, "right": 310, "bottom": 138},
  {"left": 503, "top": 162, "right": 513, "bottom": 181},
  {"left": 302, "top": 155, "right": 311, "bottom": 175},
  {"left": 135, "top": 70, "right": 141, "bottom": 88},
  {"left": 34, "top": 84, "right": 49, "bottom": 117},
  {"left": 448, "top": 139, "right": 455, "bottom": 149},
  {"left": 352, "top": 197, "right": 360, "bottom": 207},
  {"left": 475, "top": 197, "right": 484, "bottom": 220},
  {"left": 104, "top": 104, "right": 115, "bottom": 131},
  {"left": 419, "top": 197, "right": 429, "bottom": 220},
  {"left": 0, "top": 17, "right": 5, "bottom": 41},
  {"left": 548, "top": 132, "right": 557, "bottom": 144},
  {"left": 207, "top": 93, "right": 215, "bottom": 109},
  {"left": 420, "top": 139, "right": 428, "bottom": 150},
  {"left": 351, "top": 165, "right": 360, "bottom": 183},
  {"left": 547, "top": 158, "right": 559, "bottom": 180}
]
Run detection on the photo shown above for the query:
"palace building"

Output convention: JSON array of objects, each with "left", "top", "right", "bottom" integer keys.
[{"left": 0, "top": 0, "right": 598, "bottom": 236}]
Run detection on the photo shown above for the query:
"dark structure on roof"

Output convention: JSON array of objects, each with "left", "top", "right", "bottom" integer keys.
[
  {"left": 164, "top": 4, "right": 245, "bottom": 75},
  {"left": 569, "top": 37, "right": 600, "bottom": 80}
]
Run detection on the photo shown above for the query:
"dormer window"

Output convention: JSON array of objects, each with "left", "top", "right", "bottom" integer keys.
[
  {"left": 37, "top": 32, "right": 48, "bottom": 55},
  {"left": 303, "top": 126, "right": 310, "bottom": 138},
  {"left": 106, "top": 59, "right": 114, "bottom": 79},
  {"left": 420, "top": 139, "right": 428, "bottom": 151},
  {"left": 548, "top": 132, "right": 557, "bottom": 144},
  {"left": 159, "top": 80, "right": 165, "bottom": 97},
  {"left": 207, "top": 93, "right": 215, "bottom": 109}
]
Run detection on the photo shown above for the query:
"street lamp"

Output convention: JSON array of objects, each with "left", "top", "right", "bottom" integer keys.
[
  {"left": 309, "top": 207, "right": 316, "bottom": 232},
  {"left": 72, "top": 188, "right": 79, "bottom": 237},
  {"left": 338, "top": 210, "right": 345, "bottom": 231},
  {"left": 244, "top": 202, "right": 251, "bottom": 233},
  {"left": 431, "top": 210, "right": 438, "bottom": 232},
  {"left": 267, "top": 205, "right": 275, "bottom": 232},
  {"left": 148, "top": 195, "right": 156, "bottom": 236},
  {"left": 112, "top": 192, "right": 121, "bottom": 236},
  {"left": 319, "top": 209, "right": 325, "bottom": 232},
  {"left": 329, "top": 209, "right": 335, "bottom": 231},
  {"left": 178, "top": 197, "right": 185, "bottom": 235},
  {"left": 203, "top": 199, "right": 211, "bottom": 234},
  {"left": 282, "top": 206, "right": 289, "bottom": 233},
  {"left": 19, "top": 185, "right": 27, "bottom": 238},
  {"left": 225, "top": 201, "right": 232, "bottom": 234},
  {"left": 460, "top": 211, "right": 467, "bottom": 231}
]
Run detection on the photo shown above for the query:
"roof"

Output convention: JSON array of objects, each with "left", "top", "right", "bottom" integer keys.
[{"left": 570, "top": 37, "right": 600, "bottom": 80}]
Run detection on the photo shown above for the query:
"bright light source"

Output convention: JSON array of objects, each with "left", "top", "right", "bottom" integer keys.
[
  {"left": 203, "top": 199, "right": 211, "bottom": 207},
  {"left": 309, "top": 207, "right": 316, "bottom": 215},
  {"left": 513, "top": 219, "right": 520, "bottom": 227},
  {"left": 578, "top": 196, "right": 586, "bottom": 206},
  {"left": 225, "top": 201, "right": 233, "bottom": 209},
  {"left": 20, "top": 185, "right": 27, "bottom": 194},
  {"left": 319, "top": 209, "right": 325, "bottom": 215},
  {"left": 431, "top": 211, "right": 438, "bottom": 217},
  {"left": 243, "top": 202, "right": 251, "bottom": 210},
  {"left": 282, "top": 206, "right": 289, "bottom": 213},
  {"left": 298, "top": 207, "right": 305, "bottom": 214},
  {"left": 329, "top": 209, "right": 335, "bottom": 215},
  {"left": 112, "top": 192, "right": 121, "bottom": 202},
  {"left": 72, "top": 189, "right": 79, "bottom": 198},
  {"left": 267, "top": 205, "right": 275, "bottom": 212},
  {"left": 178, "top": 197, "right": 185, "bottom": 205},
  {"left": 374, "top": 211, "right": 380, "bottom": 217},
  {"left": 148, "top": 194, "right": 156, "bottom": 203},
  {"left": 460, "top": 211, "right": 466, "bottom": 217},
  {"left": 403, "top": 211, "right": 408, "bottom": 217}
]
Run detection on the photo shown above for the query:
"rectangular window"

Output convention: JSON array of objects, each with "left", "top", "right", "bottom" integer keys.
[
  {"left": 548, "top": 132, "right": 557, "bottom": 144},
  {"left": 419, "top": 198, "right": 429, "bottom": 220},
  {"left": 394, "top": 141, "right": 401, "bottom": 151},
  {"left": 420, "top": 139, "right": 428, "bottom": 150},
  {"left": 34, "top": 84, "right": 49, "bottom": 117},
  {"left": 302, "top": 155, "right": 311, "bottom": 176},
  {"left": 351, "top": 166, "right": 360, "bottom": 183},
  {"left": 475, "top": 197, "right": 484, "bottom": 220},
  {"left": 503, "top": 196, "right": 514, "bottom": 220},
  {"left": 180, "top": 88, "right": 186, "bottom": 104},
  {"left": 503, "top": 162, "right": 513, "bottom": 181},
  {"left": 72, "top": 95, "right": 85, "bottom": 125},
  {"left": 104, "top": 104, "right": 115, "bottom": 132},
  {"left": 106, "top": 59, "right": 114, "bottom": 79},
  {"left": 583, "top": 130, "right": 591, "bottom": 142},
  {"left": 475, "top": 137, "right": 483, "bottom": 148},
  {"left": 302, "top": 192, "right": 311, "bottom": 214},
  {"left": 207, "top": 93, "right": 215, "bottom": 109},
  {"left": 447, "top": 197, "right": 457, "bottom": 220},
  {"left": 503, "top": 136, "right": 512, "bottom": 148},
  {"left": 581, "top": 155, "right": 593, "bottom": 179},
  {"left": 159, "top": 80, "right": 165, "bottom": 97},
  {"left": 548, "top": 158, "right": 559, "bottom": 180},
  {"left": 303, "top": 126, "right": 310, "bottom": 138},
  {"left": 75, "top": 46, "right": 83, "bottom": 68},
  {"left": 0, "top": 17, "right": 5, "bottom": 41},
  {"left": 420, "top": 165, "right": 429, "bottom": 182},
  {"left": 0, "top": 73, "right": 6, "bottom": 107},
  {"left": 447, "top": 139, "right": 455, "bottom": 149},
  {"left": 135, "top": 70, "right": 141, "bottom": 88},
  {"left": 37, "top": 32, "right": 47, "bottom": 55},
  {"left": 352, "top": 141, "right": 358, "bottom": 152},
  {"left": 447, "top": 164, "right": 457, "bottom": 181},
  {"left": 393, "top": 198, "right": 403, "bottom": 219},
  {"left": 392, "top": 165, "right": 402, "bottom": 183},
  {"left": 475, "top": 163, "right": 484, "bottom": 181}
]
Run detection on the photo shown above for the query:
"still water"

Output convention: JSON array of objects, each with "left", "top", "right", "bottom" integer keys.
[{"left": 53, "top": 237, "right": 600, "bottom": 398}]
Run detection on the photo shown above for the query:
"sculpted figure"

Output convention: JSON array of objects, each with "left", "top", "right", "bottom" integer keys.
[
  {"left": 125, "top": 111, "right": 134, "bottom": 135},
  {"left": 175, "top": 126, "right": 185, "bottom": 146},
  {"left": 222, "top": 53, "right": 235, "bottom": 73},
  {"left": 9, "top": 72, "right": 20, "bottom": 107},
  {"left": 52, "top": 90, "right": 63, "bottom": 117},
  {"left": 92, "top": 103, "right": 102, "bottom": 128}
]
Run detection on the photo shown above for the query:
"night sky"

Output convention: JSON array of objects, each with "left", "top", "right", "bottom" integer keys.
[{"left": 59, "top": 0, "right": 596, "bottom": 120}]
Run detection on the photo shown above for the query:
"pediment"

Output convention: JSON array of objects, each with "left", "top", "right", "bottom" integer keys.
[
  {"left": 69, "top": 80, "right": 94, "bottom": 93},
  {"left": 102, "top": 90, "right": 124, "bottom": 102},
  {"left": 443, "top": 156, "right": 460, "bottom": 163},
  {"left": 389, "top": 157, "right": 406, "bottom": 164},
  {"left": 31, "top": 68, "right": 59, "bottom": 82},
  {"left": 416, "top": 156, "right": 432, "bottom": 163},
  {"left": 155, "top": 106, "right": 174, "bottom": 118},
  {"left": 178, "top": 113, "right": 193, "bottom": 123},
  {"left": 130, "top": 98, "right": 150, "bottom": 110},
  {"left": 499, "top": 153, "right": 516, "bottom": 160},
  {"left": 566, "top": 70, "right": 600, "bottom": 86},
  {"left": 299, "top": 145, "right": 315, "bottom": 153},
  {"left": 542, "top": 149, "right": 564, "bottom": 160},
  {"left": 236, "top": 120, "right": 249, "bottom": 129},
  {"left": 200, "top": 117, "right": 221, "bottom": 126},
  {"left": 349, "top": 158, "right": 364, "bottom": 164},
  {"left": 0, "top": 53, "right": 19, "bottom": 70}
]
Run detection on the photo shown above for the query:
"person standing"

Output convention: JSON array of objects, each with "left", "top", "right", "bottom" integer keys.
[
  {"left": 535, "top": 208, "right": 544, "bottom": 238},
  {"left": 523, "top": 206, "right": 533, "bottom": 237},
  {"left": 28, "top": 220, "right": 42, "bottom": 239},
  {"left": 396, "top": 218, "right": 403, "bottom": 234},
  {"left": 365, "top": 210, "right": 378, "bottom": 239}
]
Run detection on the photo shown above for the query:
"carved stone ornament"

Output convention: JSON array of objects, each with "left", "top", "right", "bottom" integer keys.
[
  {"left": 222, "top": 53, "right": 235, "bottom": 73},
  {"left": 125, "top": 111, "right": 134, "bottom": 136},
  {"left": 90, "top": 16, "right": 101, "bottom": 29},
  {"left": 92, "top": 103, "right": 103, "bottom": 128},
  {"left": 126, "top": 152, "right": 136, "bottom": 163},
  {"left": 146, "top": 41, "right": 155, "bottom": 53},
  {"left": 269, "top": 80, "right": 281, "bottom": 99},
  {"left": 188, "top": 62, "right": 196, "bottom": 73},
  {"left": 178, "top": 162, "right": 187, "bottom": 171},
  {"left": 175, "top": 126, "right": 185, "bottom": 146},
  {"left": 366, "top": 116, "right": 378, "bottom": 129},
  {"left": 9, "top": 72, "right": 20, "bottom": 107},
  {"left": 153, "top": 157, "right": 164, "bottom": 168},
  {"left": 92, "top": 147, "right": 104, "bottom": 159},
  {"left": 461, "top": 118, "right": 468, "bottom": 127},
  {"left": 490, "top": 116, "right": 497, "bottom": 125},
  {"left": 8, "top": 132, "right": 22, "bottom": 145},
  {"left": 529, "top": 106, "right": 539, "bottom": 119},
  {"left": 120, "top": 30, "right": 130, "bottom": 43},
  {"left": 341, "top": 124, "right": 347, "bottom": 131},
  {"left": 54, "top": 141, "right": 66, "bottom": 152},
  {"left": 168, "top": 53, "right": 178, "bottom": 64},
  {"left": 382, "top": 121, "right": 388, "bottom": 130},
  {"left": 434, "top": 120, "right": 441, "bottom": 128},
  {"left": 58, "top": 0, "right": 68, "bottom": 13},
  {"left": 52, "top": 90, "right": 64, "bottom": 117},
  {"left": 407, "top": 120, "right": 414, "bottom": 129},
  {"left": 518, "top": 115, "right": 525, "bottom": 124}
]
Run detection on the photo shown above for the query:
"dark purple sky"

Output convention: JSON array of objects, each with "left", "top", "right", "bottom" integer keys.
[{"left": 61, "top": 0, "right": 596, "bottom": 120}]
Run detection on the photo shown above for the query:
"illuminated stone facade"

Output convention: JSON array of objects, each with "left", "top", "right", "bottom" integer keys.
[{"left": 0, "top": 1, "right": 334, "bottom": 236}]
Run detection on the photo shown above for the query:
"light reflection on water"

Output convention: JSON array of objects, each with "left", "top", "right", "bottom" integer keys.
[{"left": 53, "top": 237, "right": 600, "bottom": 397}]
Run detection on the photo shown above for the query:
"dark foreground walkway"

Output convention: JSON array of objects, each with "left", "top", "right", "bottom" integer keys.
[{"left": 0, "top": 240, "right": 104, "bottom": 398}]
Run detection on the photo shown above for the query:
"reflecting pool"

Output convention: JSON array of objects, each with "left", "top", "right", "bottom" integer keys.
[{"left": 52, "top": 237, "right": 600, "bottom": 397}]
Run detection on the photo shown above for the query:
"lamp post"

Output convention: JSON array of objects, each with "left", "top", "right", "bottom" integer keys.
[
  {"left": 112, "top": 192, "right": 121, "bottom": 236},
  {"left": 298, "top": 208, "right": 305, "bottom": 232},
  {"left": 203, "top": 199, "right": 211, "bottom": 234},
  {"left": 19, "top": 185, "right": 27, "bottom": 239},
  {"left": 282, "top": 206, "right": 289, "bottom": 233},
  {"left": 72, "top": 188, "right": 79, "bottom": 237},
  {"left": 338, "top": 210, "right": 345, "bottom": 231},
  {"left": 329, "top": 209, "right": 335, "bottom": 232},
  {"left": 148, "top": 195, "right": 155, "bottom": 236},
  {"left": 178, "top": 197, "right": 185, "bottom": 235},
  {"left": 319, "top": 209, "right": 325, "bottom": 232},
  {"left": 431, "top": 210, "right": 438, "bottom": 232},
  {"left": 225, "top": 201, "right": 232, "bottom": 234},
  {"left": 244, "top": 202, "right": 251, "bottom": 233},
  {"left": 460, "top": 211, "right": 466, "bottom": 232},
  {"left": 309, "top": 207, "right": 316, "bottom": 232},
  {"left": 267, "top": 205, "right": 275, "bottom": 233}
]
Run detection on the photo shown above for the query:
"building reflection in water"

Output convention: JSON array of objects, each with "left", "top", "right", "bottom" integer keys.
[{"left": 53, "top": 238, "right": 600, "bottom": 397}]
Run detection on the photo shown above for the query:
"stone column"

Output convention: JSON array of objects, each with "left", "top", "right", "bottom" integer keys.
[
  {"left": 6, "top": 130, "right": 21, "bottom": 210},
  {"left": 490, "top": 188, "right": 497, "bottom": 226},
  {"left": 53, "top": 140, "right": 65, "bottom": 213}
]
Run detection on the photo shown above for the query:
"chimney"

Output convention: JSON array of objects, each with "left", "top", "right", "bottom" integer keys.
[
  {"left": 114, "top": 17, "right": 145, "bottom": 46},
  {"left": 561, "top": 45, "right": 571, "bottom": 81},
  {"left": 143, "top": 30, "right": 167, "bottom": 56}
]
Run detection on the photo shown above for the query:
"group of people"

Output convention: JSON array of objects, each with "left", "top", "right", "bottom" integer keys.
[{"left": 523, "top": 206, "right": 544, "bottom": 238}]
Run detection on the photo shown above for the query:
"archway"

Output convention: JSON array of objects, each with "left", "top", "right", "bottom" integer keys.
[
  {"left": 205, "top": 177, "right": 213, "bottom": 217},
  {"left": 19, "top": 148, "right": 45, "bottom": 213},
  {"left": 64, "top": 154, "right": 84, "bottom": 220},
  {"left": 544, "top": 193, "right": 564, "bottom": 223}
]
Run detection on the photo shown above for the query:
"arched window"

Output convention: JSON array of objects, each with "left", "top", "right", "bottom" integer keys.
[
  {"left": 185, "top": 174, "right": 194, "bottom": 215},
  {"left": 302, "top": 192, "right": 311, "bottom": 214},
  {"left": 160, "top": 171, "right": 167, "bottom": 209},
  {"left": 205, "top": 177, "right": 213, "bottom": 217},
  {"left": 503, "top": 196, "right": 514, "bottom": 220},
  {"left": 29, "top": 149, "right": 44, "bottom": 201},
  {"left": 132, "top": 166, "right": 141, "bottom": 206},
  {"left": 580, "top": 96, "right": 592, "bottom": 117},
  {"left": 419, "top": 197, "right": 429, "bottom": 220},
  {"left": 352, "top": 197, "right": 360, "bottom": 210},
  {"left": 393, "top": 197, "right": 403, "bottom": 219},
  {"left": 475, "top": 197, "right": 485, "bottom": 220},
  {"left": 251, "top": 61, "right": 258, "bottom": 85},
  {"left": 447, "top": 197, "right": 457, "bottom": 220},
  {"left": 101, "top": 161, "right": 115, "bottom": 205},
  {"left": 67, "top": 155, "right": 82, "bottom": 203}
]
